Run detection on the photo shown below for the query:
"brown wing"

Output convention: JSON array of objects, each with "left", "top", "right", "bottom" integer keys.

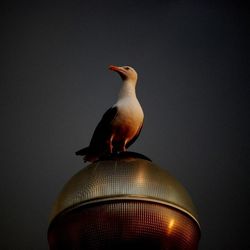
[
  {"left": 75, "top": 107, "right": 118, "bottom": 156},
  {"left": 88, "top": 106, "right": 118, "bottom": 149}
]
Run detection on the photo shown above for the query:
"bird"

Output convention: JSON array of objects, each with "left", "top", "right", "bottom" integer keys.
[{"left": 75, "top": 65, "right": 144, "bottom": 162}]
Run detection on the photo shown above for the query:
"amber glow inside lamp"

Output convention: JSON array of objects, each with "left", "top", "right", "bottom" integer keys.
[{"left": 48, "top": 65, "right": 201, "bottom": 249}]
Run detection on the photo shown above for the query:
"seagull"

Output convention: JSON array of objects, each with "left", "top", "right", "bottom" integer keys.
[{"left": 75, "top": 65, "right": 144, "bottom": 162}]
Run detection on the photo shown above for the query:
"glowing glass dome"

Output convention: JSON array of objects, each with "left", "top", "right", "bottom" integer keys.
[{"left": 48, "top": 153, "right": 200, "bottom": 250}]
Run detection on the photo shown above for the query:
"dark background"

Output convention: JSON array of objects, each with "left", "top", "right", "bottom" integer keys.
[{"left": 1, "top": 0, "right": 249, "bottom": 249}]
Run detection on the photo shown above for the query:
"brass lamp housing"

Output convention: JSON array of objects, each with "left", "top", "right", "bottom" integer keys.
[{"left": 48, "top": 153, "right": 200, "bottom": 250}]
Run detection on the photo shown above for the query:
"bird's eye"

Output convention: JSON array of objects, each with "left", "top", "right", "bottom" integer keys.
[{"left": 124, "top": 67, "right": 130, "bottom": 70}]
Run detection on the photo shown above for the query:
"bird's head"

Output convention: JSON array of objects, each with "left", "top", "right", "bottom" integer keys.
[{"left": 109, "top": 65, "right": 138, "bottom": 84}]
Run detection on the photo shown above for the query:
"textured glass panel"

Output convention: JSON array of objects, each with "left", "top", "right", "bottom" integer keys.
[
  {"left": 48, "top": 201, "right": 200, "bottom": 250},
  {"left": 50, "top": 158, "right": 198, "bottom": 223}
]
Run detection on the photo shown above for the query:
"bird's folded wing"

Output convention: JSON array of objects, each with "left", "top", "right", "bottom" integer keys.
[{"left": 89, "top": 106, "right": 118, "bottom": 146}]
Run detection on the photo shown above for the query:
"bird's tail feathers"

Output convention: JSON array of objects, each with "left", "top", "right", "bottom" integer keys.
[{"left": 75, "top": 147, "right": 89, "bottom": 156}]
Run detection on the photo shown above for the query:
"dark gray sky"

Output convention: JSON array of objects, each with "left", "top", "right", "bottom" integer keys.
[{"left": 1, "top": 0, "right": 249, "bottom": 249}]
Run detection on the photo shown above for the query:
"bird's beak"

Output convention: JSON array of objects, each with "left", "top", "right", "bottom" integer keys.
[{"left": 109, "top": 65, "right": 125, "bottom": 74}]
